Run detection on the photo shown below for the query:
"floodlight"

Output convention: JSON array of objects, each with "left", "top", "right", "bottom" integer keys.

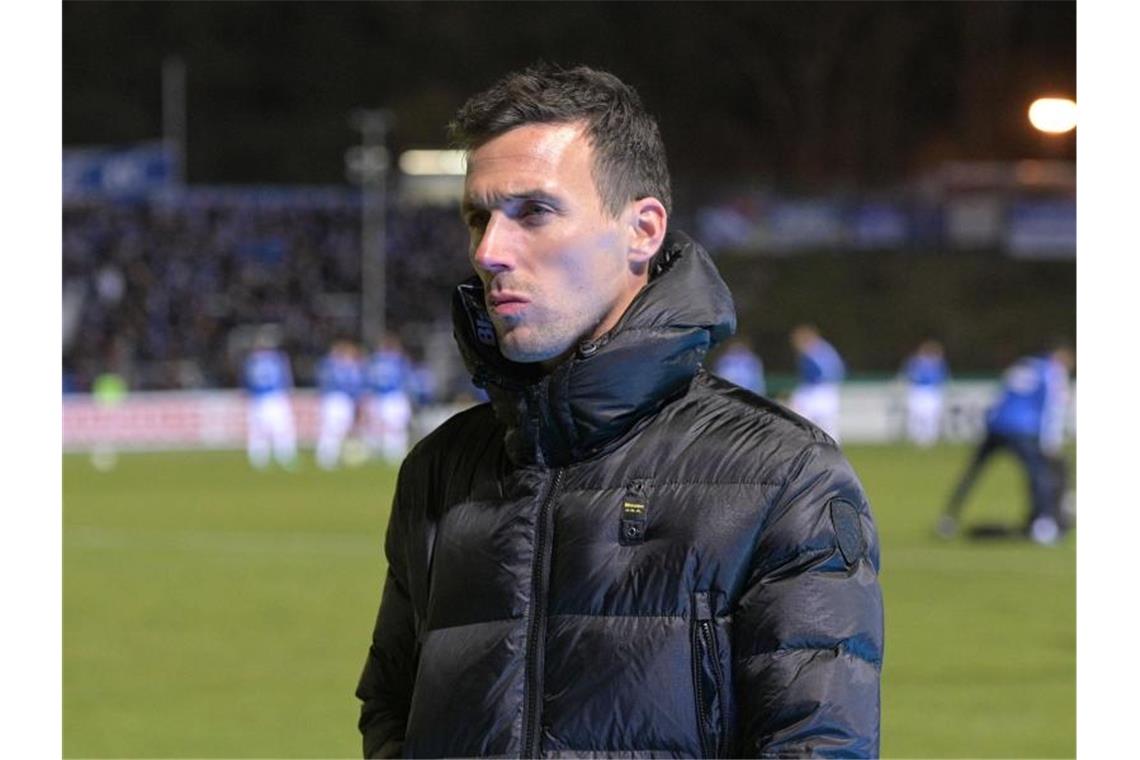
[
  {"left": 1028, "top": 98, "right": 1077, "bottom": 134},
  {"left": 398, "top": 150, "right": 467, "bottom": 176}
]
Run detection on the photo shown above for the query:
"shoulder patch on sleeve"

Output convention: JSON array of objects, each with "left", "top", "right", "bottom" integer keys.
[{"left": 829, "top": 498, "right": 867, "bottom": 566}]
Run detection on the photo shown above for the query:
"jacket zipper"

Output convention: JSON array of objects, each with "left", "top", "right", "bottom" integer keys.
[
  {"left": 693, "top": 592, "right": 724, "bottom": 757},
  {"left": 699, "top": 620, "right": 724, "bottom": 755},
  {"left": 691, "top": 623, "right": 711, "bottom": 757},
  {"left": 523, "top": 468, "right": 563, "bottom": 757}
]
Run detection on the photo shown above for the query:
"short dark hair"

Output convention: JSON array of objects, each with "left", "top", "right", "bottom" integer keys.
[{"left": 449, "top": 63, "right": 672, "bottom": 217}]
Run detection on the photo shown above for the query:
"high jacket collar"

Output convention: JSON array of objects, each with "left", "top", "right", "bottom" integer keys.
[{"left": 451, "top": 230, "right": 736, "bottom": 467}]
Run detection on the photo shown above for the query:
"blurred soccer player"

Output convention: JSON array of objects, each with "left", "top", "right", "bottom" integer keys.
[
  {"left": 901, "top": 339, "right": 949, "bottom": 447},
  {"left": 938, "top": 344, "right": 1074, "bottom": 545},
  {"left": 90, "top": 369, "right": 127, "bottom": 471},
  {"left": 406, "top": 356, "right": 439, "bottom": 408},
  {"left": 712, "top": 336, "right": 766, "bottom": 395},
  {"left": 789, "top": 324, "right": 846, "bottom": 440},
  {"left": 243, "top": 333, "right": 297, "bottom": 470},
  {"left": 364, "top": 333, "right": 413, "bottom": 463},
  {"left": 315, "top": 339, "right": 365, "bottom": 470}
]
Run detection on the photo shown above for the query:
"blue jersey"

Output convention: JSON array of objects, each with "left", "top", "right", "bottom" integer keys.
[
  {"left": 798, "top": 339, "right": 845, "bottom": 385},
  {"left": 714, "top": 347, "right": 766, "bottom": 395},
  {"left": 317, "top": 354, "right": 364, "bottom": 398},
  {"left": 408, "top": 364, "right": 439, "bottom": 406},
  {"left": 367, "top": 350, "right": 411, "bottom": 395},
  {"left": 904, "top": 355, "right": 949, "bottom": 387},
  {"left": 244, "top": 349, "right": 292, "bottom": 396},
  {"left": 986, "top": 355, "right": 1069, "bottom": 449}
]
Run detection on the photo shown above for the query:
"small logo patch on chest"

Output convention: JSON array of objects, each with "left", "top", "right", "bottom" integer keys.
[{"left": 619, "top": 481, "right": 650, "bottom": 545}]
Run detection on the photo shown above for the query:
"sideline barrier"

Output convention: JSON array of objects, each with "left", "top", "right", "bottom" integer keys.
[
  {"left": 62, "top": 382, "right": 1072, "bottom": 452},
  {"left": 64, "top": 390, "right": 320, "bottom": 452}
]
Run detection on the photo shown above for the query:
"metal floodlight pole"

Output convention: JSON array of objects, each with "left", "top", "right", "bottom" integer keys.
[
  {"left": 348, "top": 109, "right": 392, "bottom": 347},
  {"left": 161, "top": 56, "right": 187, "bottom": 185}
]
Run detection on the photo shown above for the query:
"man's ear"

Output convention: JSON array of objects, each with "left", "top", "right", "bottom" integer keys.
[{"left": 626, "top": 197, "right": 668, "bottom": 270}]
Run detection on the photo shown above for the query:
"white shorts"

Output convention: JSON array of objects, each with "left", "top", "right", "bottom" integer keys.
[
  {"left": 906, "top": 386, "right": 944, "bottom": 445},
  {"left": 248, "top": 393, "right": 295, "bottom": 439},
  {"left": 319, "top": 393, "right": 357, "bottom": 437},
  {"left": 790, "top": 383, "right": 841, "bottom": 440},
  {"left": 368, "top": 392, "right": 412, "bottom": 432}
]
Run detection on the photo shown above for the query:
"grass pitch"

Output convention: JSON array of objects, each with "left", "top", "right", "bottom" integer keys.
[{"left": 63, "top": 443, "right": 1075, "bottom": 758}]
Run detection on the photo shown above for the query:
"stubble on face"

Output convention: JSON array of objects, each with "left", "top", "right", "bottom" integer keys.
[
  {"left": 488, "top": 224, "right": 626, "bottom": 363},
  {"left": 463, "top": 123, "right": 638, "bottom": 368}
]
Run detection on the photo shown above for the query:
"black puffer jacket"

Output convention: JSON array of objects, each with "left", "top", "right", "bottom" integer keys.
[{"left": 357, "top": 232, "right": 884, "bottom": 758}]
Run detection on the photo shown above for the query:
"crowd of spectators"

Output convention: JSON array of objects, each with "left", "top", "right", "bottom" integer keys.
[
  {"left": 63, "top": 194, "right": 470, "bottom": 394},
  {"left": 62, "top": 177, "right": 1075, "bottom": 396}
]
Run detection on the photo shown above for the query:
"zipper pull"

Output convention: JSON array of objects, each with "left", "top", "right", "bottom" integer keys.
[{"left": 694, "top": 590, "right": 713, "bottom": 622}]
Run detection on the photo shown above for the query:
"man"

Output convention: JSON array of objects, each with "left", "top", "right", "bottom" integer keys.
[
  {"left": 938, "top": 345, "right": 1074, "bottom": 545},
  {"left": 712, "top": 336, "right": 766, "bottom": 396},
  {"left": 900, "top": 339, "right": 949, "bottom": 447},
  {"left": 315, "top": 339, "right": 365, "bottom": 470},
  {"left": 357, "top": 64, "right": 883, "bottom": 758},
  {"left": 243, "top": 331, "right": 297, "bottom": 470},
  {"left": 789, "top": 324, "right": 846, "bottom": 441},
  {"left": 364, "top": 334, "right": 414, "bottom": 464}
]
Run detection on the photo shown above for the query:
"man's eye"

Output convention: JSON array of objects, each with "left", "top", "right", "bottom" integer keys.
[
  {"left": 465, "top": 211, "right": 489, "bottom": 230},
  {"left": 520, "top": 202, "right": 553, "bottom": 220}
]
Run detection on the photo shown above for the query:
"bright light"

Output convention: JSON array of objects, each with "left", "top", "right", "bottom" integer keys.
[
  {"left": 1028, "top": 97, "right": 1077, "bottom": 134},
  {"left": 398, "top": 149, "right": 467, "bottom": 176}
]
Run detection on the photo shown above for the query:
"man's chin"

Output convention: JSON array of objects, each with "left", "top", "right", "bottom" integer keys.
[
  {"left": 498, "top": 332, "right": 568, "bottom": 365},
  {"left": 500, "top": 343, "right": 555, "bottom": 365}
]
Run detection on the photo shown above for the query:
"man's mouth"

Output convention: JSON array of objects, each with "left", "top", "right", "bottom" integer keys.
[{"left": 487, "top": 292, "right": 530, "bottom": 316}]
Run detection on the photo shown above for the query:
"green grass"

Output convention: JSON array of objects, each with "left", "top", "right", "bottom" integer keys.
[
  {"left": 63, "top": 444, "right": 1075, "bottom": 758},
  {"left": 859, "top": 445, "right": 1075, "bottom": 759}
]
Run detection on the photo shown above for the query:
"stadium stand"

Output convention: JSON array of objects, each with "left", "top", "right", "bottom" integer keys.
[
  {"left": 62, "top": 160, "right": 1073, "bottom": 396},
  {"left": 63, "top": 194, "right": 469, "bottom": 394}
]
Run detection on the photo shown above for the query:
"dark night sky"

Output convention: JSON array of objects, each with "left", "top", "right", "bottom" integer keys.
[{"left": 63, "top": 1, "right": 1075, "bottom": 193}]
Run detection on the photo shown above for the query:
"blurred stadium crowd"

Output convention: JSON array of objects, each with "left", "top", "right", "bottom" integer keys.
[
  {"left": 62, "top": 179, "right": 1074, "bottom": 398},
  {"left": 63, "top": 194, "right": 469, "bottom": 395}
]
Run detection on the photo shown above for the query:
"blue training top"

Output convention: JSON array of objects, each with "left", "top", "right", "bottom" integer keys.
[
  {"left": 244, "top": 349, "right": 292, "bottom": 396},
  {"left": 318, "top": 354, "right": 364, "bottom": 398},
  {"left": 367, "top": 350, "right": 411, "bottom": 395},
  {"left": 986, "top": 355, "right": 1069, "bottom": 449},
  {"left": 799, "top": 339, "right": 846, "bottom": 385},
  {"left": 904, "top": 354, "right": 949, "bottom": 387},
  {"left": 714, "top": 347, "right": 766, "bottom": 395}
]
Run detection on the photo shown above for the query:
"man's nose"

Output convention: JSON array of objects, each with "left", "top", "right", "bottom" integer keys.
[{"left": 470, "top": 213, "right": 515, "bottom": 274}]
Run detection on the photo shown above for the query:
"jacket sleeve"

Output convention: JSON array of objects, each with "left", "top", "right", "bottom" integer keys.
[
  {"left": 731, "top": 442, "right": 884, "bottom": 758},
  {"left": 356, "top": 462, "right": 421, "bottom": 758}
]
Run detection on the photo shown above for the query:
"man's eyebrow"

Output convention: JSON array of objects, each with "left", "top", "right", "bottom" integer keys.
[{"left": 461, "top": 190, "right": 563, "bottom": 215}]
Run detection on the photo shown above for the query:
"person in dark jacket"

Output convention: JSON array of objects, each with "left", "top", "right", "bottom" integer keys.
[{"left": 356, "top": 63, "right": 884, "bottom": 758}]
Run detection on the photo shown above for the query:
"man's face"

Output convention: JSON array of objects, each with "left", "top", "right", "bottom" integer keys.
[{"left": 462, "top": 122, "right": 637, "bottom": 366}]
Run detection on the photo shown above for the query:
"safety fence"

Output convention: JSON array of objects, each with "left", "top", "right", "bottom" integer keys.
[{"left": 60, "top": 380, "right": 1072, "bottom": 452}]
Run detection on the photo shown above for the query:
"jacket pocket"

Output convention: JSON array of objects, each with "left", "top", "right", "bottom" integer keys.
[{"left": 691, "top": 590, "right": 725, "bottom": 758}]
